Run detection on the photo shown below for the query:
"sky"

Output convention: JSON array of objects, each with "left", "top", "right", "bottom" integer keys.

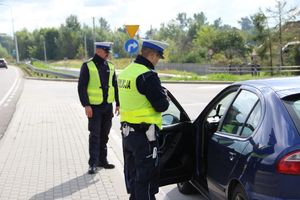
[{"left": 0, "top": 0, "right": 299, "bottom": 37}]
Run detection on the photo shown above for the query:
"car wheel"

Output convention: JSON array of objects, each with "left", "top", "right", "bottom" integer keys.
[
  {"left": 177, "top": 182, "right": 197, "bottom": 194},
  {"left": 231, "top": 185, "right": 247, "bottom": 200}
]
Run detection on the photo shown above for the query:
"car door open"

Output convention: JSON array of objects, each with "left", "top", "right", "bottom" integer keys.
[{"left": 158, "top": 90, "right": 196, "bottom": 186}]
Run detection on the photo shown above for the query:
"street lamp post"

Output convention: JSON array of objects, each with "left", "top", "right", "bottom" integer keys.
[
  {"left": 43, "top": 40, "right": 47, "bottom": 62},
  {"left": 0, "top": 3, "right": 19, "bottom": 63}
]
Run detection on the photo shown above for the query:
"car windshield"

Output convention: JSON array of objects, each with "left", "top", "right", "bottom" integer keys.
[{"left": 283, "top": 94, "right": 300, "bottom": 134}]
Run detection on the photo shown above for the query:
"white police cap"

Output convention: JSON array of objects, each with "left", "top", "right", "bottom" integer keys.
[
  {"left": 95, "top": 42, "right": 113, "bottom": 51},
  {"left": 142, "top": 39, "right": 169, "bottom": 59}
]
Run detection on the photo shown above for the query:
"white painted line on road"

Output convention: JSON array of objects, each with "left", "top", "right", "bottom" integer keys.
[
  {"left": 196, "top": 85, "right": 228, "bottom": 89},
  {"left": 0, "top": 67, "right": 19, "bottom": 107}
]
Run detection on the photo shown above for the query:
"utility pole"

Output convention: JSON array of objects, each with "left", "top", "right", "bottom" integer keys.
[
  {"left": 9, "top": 4, "right": 19, "bottom": 63},
  {"left": 43, "top": 40, "right": 47, "bottom": 62},
  {"left": 14, "top": 34, "right": 19, "bottom": 63},
  {"left": 2, "top": 3, "right": 20, "bottom": 63},
  {"left": 84, "top": 34, "right": 87, "bottom": 59},
  {"left": 93, "top": 17, "right": 96, "bottom": 53}
]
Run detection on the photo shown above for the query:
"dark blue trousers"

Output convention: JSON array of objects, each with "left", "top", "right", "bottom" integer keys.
[
  {"left": 88, "top": 104, "right": 113, "bottom": 166},
  {"left": 122, "top": 128, "right": 159, "bottom": 200}
]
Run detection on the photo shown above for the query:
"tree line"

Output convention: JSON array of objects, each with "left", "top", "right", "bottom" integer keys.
[{"left": 0, "top": 0, "right": 299, "bottom": 66}]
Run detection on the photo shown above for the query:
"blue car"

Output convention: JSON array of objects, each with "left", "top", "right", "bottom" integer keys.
[{"left": 158, "top": 77, "right": 300, "bottom": 200}]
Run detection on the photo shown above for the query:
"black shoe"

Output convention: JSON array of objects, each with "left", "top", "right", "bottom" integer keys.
[
  {"left": 98, "top": 162, "right": 115, "bottom": 169},
  {"left": 88, "top": 166, "right": 97, "bottom": 174}
]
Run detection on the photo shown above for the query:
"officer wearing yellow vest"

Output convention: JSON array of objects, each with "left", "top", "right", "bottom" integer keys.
[
  {"left": 118, "top": 39, "right": 170, "bottom": 200},
  {"left": 78, "top": 42, "right": 119, "bottom": 174}
]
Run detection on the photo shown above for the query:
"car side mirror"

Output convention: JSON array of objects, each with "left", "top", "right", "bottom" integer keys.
[{"left": 162, "top": 114, "right": 179, "bottom": 126}]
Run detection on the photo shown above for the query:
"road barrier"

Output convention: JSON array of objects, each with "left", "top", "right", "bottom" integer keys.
[{"left": 25, "top": 62, "right": 79, "bottom": 79}]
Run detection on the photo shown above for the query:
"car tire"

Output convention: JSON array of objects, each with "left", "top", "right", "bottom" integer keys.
[
  {"left": 231, "top": 184, "right": 248, "bottom": 200},
  {"left": 177, "top": 182, "right": 198, "bottom": 194}
]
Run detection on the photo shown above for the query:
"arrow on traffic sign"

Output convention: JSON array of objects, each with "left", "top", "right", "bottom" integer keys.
[
  {"left": 124, "top": 39, "right": 139, "bottom": 54},
  {"left": 127, "top": 42, "right": 138, "bottom": 52}
]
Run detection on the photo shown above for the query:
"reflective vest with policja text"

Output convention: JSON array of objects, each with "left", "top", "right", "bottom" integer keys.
[
  {"left": 118, "top": 63, "right": 162, "bottom": 129},
  {"left": 87, "top": 60, "right": 115, "bottom": 105}
]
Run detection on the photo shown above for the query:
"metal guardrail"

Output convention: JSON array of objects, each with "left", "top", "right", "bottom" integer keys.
[
  {"left": 208, "top": 65, "right": 300, "bottom": 75},
  {"left": 157, "top": 63, "right": 300, "bottom": 76},
  {"left": 25, "top": 62, "right": 79, "bottom": 79}
]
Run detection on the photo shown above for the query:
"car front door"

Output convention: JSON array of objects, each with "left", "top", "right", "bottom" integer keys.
[
  {"left": 158, "top": 90, "right": 196, "bottom": 186},
  {"left": 206, "top": 88, "right": 262, "bottom": 199}
]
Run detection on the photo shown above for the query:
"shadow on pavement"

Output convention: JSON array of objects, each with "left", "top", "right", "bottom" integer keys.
[
  {"left": 29, "top": 173, "right": 99, "bottom": 200},
  {"left": 162, "top": 187, "right": 203, "bottom": 200}
]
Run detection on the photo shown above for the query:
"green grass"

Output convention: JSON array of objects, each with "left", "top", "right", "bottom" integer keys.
[
  {"left": 160, "top": 72, "right": 282, "bottom": 82},
  {"left": 32, "top": 60, "right": 52, "bottom": 69},
  {"left": 18, "top": 63, "right": 58, "bottom": 78},
  {"left": 50, "top": 59, "right": 82, "bottom": 68}
]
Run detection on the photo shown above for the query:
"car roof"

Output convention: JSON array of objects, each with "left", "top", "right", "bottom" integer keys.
[{"left": 235, "top": 76, "right": 300, "bottom": 98}]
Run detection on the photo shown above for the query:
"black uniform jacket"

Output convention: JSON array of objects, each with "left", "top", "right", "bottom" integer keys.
[
  {"left": 134, "top": 55, "right": 169, "bottom": 113},
  {"left": 78, "top": 54, "right": 119, "bottom": 107}
]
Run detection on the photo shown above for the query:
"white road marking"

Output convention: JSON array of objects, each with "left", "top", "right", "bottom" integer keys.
[
  {"left": 0, "top": 67, "right": 19, "bottom": 107},
  {"left": 196, "top": 85, "right": 228, "bottom": 89}
]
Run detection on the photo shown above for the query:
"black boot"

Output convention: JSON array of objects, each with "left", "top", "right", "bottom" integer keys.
[
  {"left": 98, "top": 161, "right": 115, "bottom": 169},
  {"left": 88, "top": 165, "right": 98, "bottom": 174}
]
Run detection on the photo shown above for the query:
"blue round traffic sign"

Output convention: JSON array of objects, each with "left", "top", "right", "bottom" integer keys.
[{"left": 124, "top": 39, "right": 139, "bottom": 55}]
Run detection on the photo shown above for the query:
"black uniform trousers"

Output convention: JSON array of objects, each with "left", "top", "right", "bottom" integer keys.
[
  {"left": 88, "top": 104, "right": 113, "bottom": 167},
  {"left": 122, "top": 127, "right": 159, "bottom": 200}
]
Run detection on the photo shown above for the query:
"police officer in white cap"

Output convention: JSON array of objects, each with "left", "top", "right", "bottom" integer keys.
[
  {"left": 78, "top": 42, "right": 120, "bottom": 174},
  {"left": 118, "top": 39, "right": 170, "bottom": 199}
]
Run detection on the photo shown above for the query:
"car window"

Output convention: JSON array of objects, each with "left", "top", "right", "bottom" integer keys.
[
  {"left": 207, "top": 91, "right": 237, "bottom": 122},
  {"left": 221, "top": 90, "right": 259, "bottom": 136},
  {"left": 204, "top": 91, "right": 237, "bottom": 135},
  {"left": 240, "top": 101, "right": 262, "bottom": 137},
  {"left": 162, "top": 100, "right": 181, "bottom": 126},
  {"left": 283, "top": 95, "right": 300, "bottom": 134}
]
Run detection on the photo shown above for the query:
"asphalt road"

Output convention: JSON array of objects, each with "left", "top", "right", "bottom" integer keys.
[{"left": 0, "top": 65, "right": 23, "bottom": 138}]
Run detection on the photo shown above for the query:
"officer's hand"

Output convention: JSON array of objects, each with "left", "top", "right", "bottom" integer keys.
[
  {"left": 115, "top": 106, "right": 120, "bottom": 116},
  {"left": 85, "top": 106, "right": 93, "bottom": 118}
]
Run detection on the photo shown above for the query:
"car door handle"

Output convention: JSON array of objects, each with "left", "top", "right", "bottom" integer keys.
[{"left": 229, "top": 152, "right": 237, "bottom": 161}]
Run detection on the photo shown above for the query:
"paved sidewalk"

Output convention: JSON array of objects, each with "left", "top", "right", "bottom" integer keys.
[{"left": 0, "top": 80, "right": 129, "bottom": 200}]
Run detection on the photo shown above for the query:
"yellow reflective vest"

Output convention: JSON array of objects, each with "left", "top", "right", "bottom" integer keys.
[
  {"left": 87, "top": 60, "right": 115, "bottom": 105},
  {"left": 118, "top": 63, "right": 162, "bottom": 129}
]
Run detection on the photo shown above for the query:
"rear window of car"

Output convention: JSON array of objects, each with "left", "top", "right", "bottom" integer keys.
[{"left": 283, "top": 94, "right": 300, "bottom": 133}]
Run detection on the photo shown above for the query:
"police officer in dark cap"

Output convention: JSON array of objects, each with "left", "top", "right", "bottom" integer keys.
[
  {"left": 118, "top": 39, "right": 170, "bottom": 199},
  {"left": 78, "top": 41, "right": 119, "bottom": 174}
]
